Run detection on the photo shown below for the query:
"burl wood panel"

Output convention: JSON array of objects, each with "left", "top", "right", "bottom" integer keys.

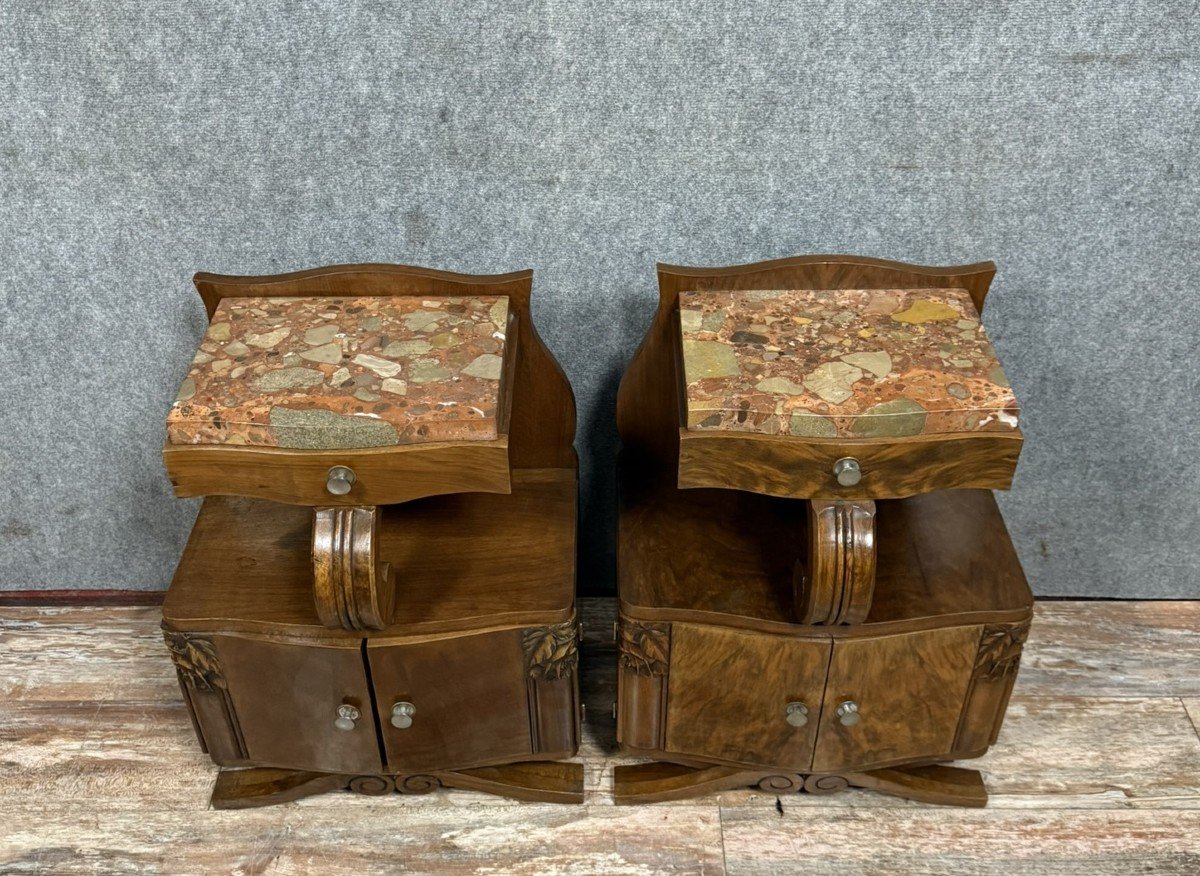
[
  {"left": 367, "top": 629, "right": 537, "bottom": 773},
  {"left": 813, "top": 625, "right": 981, "bottom": 772},
  {"left": 619, "top": 474, "right": 1032, "bottom": 636},
  {"left": 665, "top": 623, "right": 830, "bottom": 768},
  {"left": 213, "top": 635, "right": 381, "bottom": 775},
  {"left": 676, "top": 429, "right": 1022, "bottom": 500}
]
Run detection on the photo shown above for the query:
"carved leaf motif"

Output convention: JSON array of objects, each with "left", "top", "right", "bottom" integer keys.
[
  {"left": 619, "top": 621, "right": 670, "bottom": 677},
  {"left": 522, "top": 622, "right": 579, "bottom": 681},
  {"left": 163, "top": 631, "right": 225, "bottom": 692},
  {"left": 974, "top": 620, "right": 1031, "bottom": 681}
]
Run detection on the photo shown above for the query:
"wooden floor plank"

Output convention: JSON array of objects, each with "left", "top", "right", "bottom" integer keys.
[
  {"left": 0, "top": 607, "right": 174, "bottom": 702},
  {"left": 718, "top": 807, "right": 1200, "bottom": 875},
  {"left": 1019, "top": 601, "right": 1200, "bottom": 698},
  {"left": 1184, "top": 699, "right": 1200, "bottom": 742},
  {"left": 0, "top": 804, "right": 726, "bottom": 876}
]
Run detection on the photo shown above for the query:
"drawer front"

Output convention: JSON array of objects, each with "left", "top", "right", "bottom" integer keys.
[
  {"left": 368, "top": 628, "right": 548, "bottom": 773},
  {"left": 214, "top": 635, "right": 382, "bottom": 775},
  {"left": 664, "top": 623, "right": 830, "bottom": 769},
  {"left": 813, "top": 625, "right": 981, "bottom": 772}
]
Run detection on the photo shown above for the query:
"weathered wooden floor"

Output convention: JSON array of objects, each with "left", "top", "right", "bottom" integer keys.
[{"left": 1, "top": 599, "right": 1199, "bottom": 874}]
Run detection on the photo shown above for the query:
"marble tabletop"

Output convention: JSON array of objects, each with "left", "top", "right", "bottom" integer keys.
[
  {"left": 680, "top": 287, "right": 1019, "bottom": 440},
  {"left": 167, "top": 295, "right": 510, "bottom": 449}
]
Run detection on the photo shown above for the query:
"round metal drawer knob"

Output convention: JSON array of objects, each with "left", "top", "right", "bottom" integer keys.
[
  {"left": 832, "top": 457, "right": 862, "bottom": 487},
  {"left": 326, "top": 465, "right": 356, "bottom": 496},
  {"left": 390, "top": 701, "right": 416, "bottom": 729},
  {"left": 334, "top": 704, "right": 360, "bottom": 731},
  {"left": 785, "top": 702, "right": 809, "bottom": 727},
  {"left": 836, "top": 701, "right": 861, "bottom": 726}
]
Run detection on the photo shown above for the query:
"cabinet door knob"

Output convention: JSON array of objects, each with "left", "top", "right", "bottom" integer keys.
[
  {"left": 785, "top": 702, "right": 809, "bottom": 727},
  {"left": 832, "top": 457, "right": 862, "bottom": 486},
  {"left": 390, "top": 701, "right": 416, "bottom": 729},
  {"left": 334, "top": 704, "right": 360, "bottom": 731},
  {"left": 326, "top": 465, "right": 356, "bottom": 496},
  {"left": 836, "top": 701, "right": 861, "bottom": 726}
]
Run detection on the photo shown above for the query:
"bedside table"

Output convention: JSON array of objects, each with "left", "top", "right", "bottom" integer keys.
[
  {"left": 160, "top": 264, "right": 583, "bottom": 808},
  {"left": 612, "top": 255, "right": 1033, "bottom": 806}
]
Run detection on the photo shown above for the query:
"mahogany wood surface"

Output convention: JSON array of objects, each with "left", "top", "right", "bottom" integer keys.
[
  {"left": 311, "top": 506, "right": 394, "bottom": 631},
  {"left": 796, "top": 498, "right": 877, "bottom": 625},
  {"left": 192, "top": 263, "right": 576, "bottom": 471},
  {"left": 163, "top": 439, "right": 513, "bottom": 507},
  {"left": 617, "top": 255, "right": 997, "bottom": 470},
  {"left": 163, "top": 469, "right": 576, "bottom": 639}
]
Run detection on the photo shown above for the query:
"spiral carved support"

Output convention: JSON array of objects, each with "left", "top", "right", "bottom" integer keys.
[
  {"left": 311, "top": 506, "right": 395, "bottom": 631},
  {"left": 794, "top": 498, "right": 877, "bottom": 625}
]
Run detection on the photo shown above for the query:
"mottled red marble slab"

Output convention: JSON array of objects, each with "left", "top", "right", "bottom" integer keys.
[
  {"left": 680, "top": 287, "right": 1019, "bottom": 439},
  {"left": 167, "top": 296, "right": 510, "bottom": 448}
]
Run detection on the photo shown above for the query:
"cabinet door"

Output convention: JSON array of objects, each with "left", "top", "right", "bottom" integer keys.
[
  {"left": 368, "top": 629, "right": 534, "bottom": 773},
  {"left": 812, "top": 625, "right": 981, "bottom": 772},
  {"left": 217, "top": 636, "right": 382, "bottom": 775},
  {"left": 665, "top": 623, "right": 830, "bottom": 769}
]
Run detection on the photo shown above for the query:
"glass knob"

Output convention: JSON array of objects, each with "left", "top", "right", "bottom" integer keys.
[
  {"left": 832, "top": 457, "right": 862, "bottom": 487},
  {"left": 785, "top": 702, "right": 809, "bottom": 727},
  {"left": 326, "top": 465, "right": 356, "bottom": 496},
  {"left": 836, "top": 701, "right": 861, "bottom": 726},
  {"left": 334, "top": 704, "right": 360, "bottom": 731},
  {"left": 390, "top": 701, "right": 415, "bottom": 729}
]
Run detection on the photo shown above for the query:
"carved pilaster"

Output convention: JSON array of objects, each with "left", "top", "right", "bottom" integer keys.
[
  {"left": 618, "top": 620, "right": 670, "bottom": 677},
  {"left": 163, "top": 629, "right": 247, "bottom": 762},
  {"left": 955, "top": 617, "right": 1033, "bottom": 753}
]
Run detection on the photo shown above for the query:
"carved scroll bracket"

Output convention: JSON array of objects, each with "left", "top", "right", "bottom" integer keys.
[
  {"left": 312, "top": 506, "right": 395, "bottom": 631},
  {"left": 794, "top": 498, "right": 877, "bottom": 625}
]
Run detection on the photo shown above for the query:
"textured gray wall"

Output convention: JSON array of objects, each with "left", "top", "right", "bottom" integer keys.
[{"left": 1, "top": 2, "right": 1197, "bottom": 597}]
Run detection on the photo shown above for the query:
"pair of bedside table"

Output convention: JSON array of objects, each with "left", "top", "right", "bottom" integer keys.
[{"left": 161, "top": 257, "right": 1031, "bottom": 809}]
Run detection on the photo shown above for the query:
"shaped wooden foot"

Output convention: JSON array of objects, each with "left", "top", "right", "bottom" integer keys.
[
  {"left": 211, "top": 761, "right": 584, "bottom": 809},
  {"left": 613, "top": 761, "right": 986, "bottom": 807}
]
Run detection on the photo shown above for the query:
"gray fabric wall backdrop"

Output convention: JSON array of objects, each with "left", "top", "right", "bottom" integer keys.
[{"left": 1, "top": 2, "right": 1197, "bottom": 597}]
